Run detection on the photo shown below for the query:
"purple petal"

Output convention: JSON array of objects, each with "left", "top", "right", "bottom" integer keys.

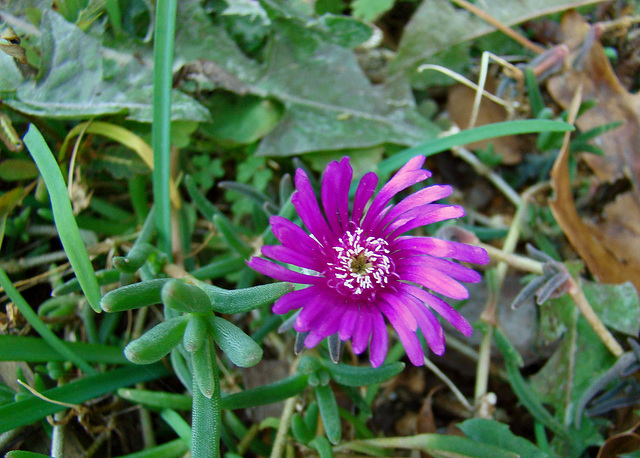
[
  {"left": 379, "top": 292, "right": 418, "bottom": 332},
  {"left": 397, "top": 264, "right": 470, "bottom": 300},
  {"left": 400, "top": 256, "right": 482, "bottom": 283},
  {"left": 351, "top": 307, "right": 372, "bottom": 354},
  {"left": 399, "top": 283, "right": 472, "bottom": 336},
  {"left": 295, "top": 292, "right": 341, "bottom": 332},
  {"left": 391, "top": 236, "right": 489, "bottom": 264},
  {"left": 362, "top": 157, "right": 430, "bottom": 229},
  {"left": 304, "top": 305, "right": 347, "bottom": 348},
  {"left": 272, "top": 287, "right": 319, "bottom": 314},
  {"left": 321, "top": 159, "right": 352, "bottom": 234},
  {"left": 351, "top": 172, "right": 378, "bottom": 224},
  {"left": 403, "top": 297, "right": 446, "bottom": 355},
  {"left": 369, "top": 310, "right": 388, "bottom": 367},
  {"left": 247, "top": 258, "right": 322, "bottom": 285},
  {"left": 262, "top": 245, "right": 321, "bottom": 272},
  {"left": 270, "top": 216, "right": 322, "bottom": 255},
  {"left": 385, "top": 205, "right": 465, "bottom": 239},
  {"left": 292, "top": 169, "right": 335, "bottom": 244},
  {"left": 372, "top": 185, "right": 453, "bottom": 233},
  {"left": 338, "top": 304, "right": 359, "bottom": 341},
  {"left": 378, "top": 298, "right": 424, "bottom": 366}
]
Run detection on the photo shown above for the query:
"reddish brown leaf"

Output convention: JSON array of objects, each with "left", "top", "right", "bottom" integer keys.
[{"left": 547, "top": 11, "right": 640, "bottom": 291}]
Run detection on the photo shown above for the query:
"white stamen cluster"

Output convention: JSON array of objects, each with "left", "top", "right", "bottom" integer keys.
[{"left": 330, "top": 227, "right": 391, "bottom": 295}]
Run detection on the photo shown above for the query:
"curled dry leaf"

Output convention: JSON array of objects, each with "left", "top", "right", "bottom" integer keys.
[{"left": 548, "top": 11, "right": 640, "bottom": 291}]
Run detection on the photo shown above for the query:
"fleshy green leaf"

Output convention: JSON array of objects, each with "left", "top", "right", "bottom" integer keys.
[
  {"left": 183, "top": 314, "right": 209, "bottom": 353},
  {"left": 201, "top": 281, "right": 293, "bottom": 314},
  {"left": 112, "top": 242, "right": 156, "bottom": 274},
  {"left": 315, "top": 383, "right": 341, "bottom": 445},
  {"left": 124, "top": 316, "right": 189, "bottom": 365},
  {"left": 161, "top": 279, "right": 212, "bottom": 314},
  {"left": 101, "top": 279, "right": 168, "bottom": 313},
  {"left": 323, "top": 361, "right": 405, "bottom": 387},
  {"left": 208, "top": 316, "right": 263, "bottom": 367},
  {"left": 191, "top": 337, "right": 216, "bottom": 398}
]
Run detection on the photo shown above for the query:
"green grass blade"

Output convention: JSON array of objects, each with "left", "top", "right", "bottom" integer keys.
[
  {"left": 0, "top": 268, "right": 96, "bottom": 374},
  {"left": 23, "top": 125, "right": 102, "bottom": 312},
  {"left": 0, "top": 335, "right": 128, "bottom": 364},
  {"left": 378, "top": 119, "right": 575, "bottom": 174},
  {"left": 117, "top": 439, "right": 188, "bottom": 458},
  {"left": 0, "top": 363, "right": 170, "bottom": 433},
  {"left": 152, "top": 0, "right": 178, "bottom": 257}
]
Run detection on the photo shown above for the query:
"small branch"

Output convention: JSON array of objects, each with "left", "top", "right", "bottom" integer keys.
[
  {"left": 424, "top": 356, "right": 473, "bottom": 412},
  {"left": 449, "top": 141, "right": 521, "bottom": 207},
  {"left": 270, "top": 395, "right": 298, "bottom": 458},
  {"left": 449, "top": 0, "right": 546, "bottom": 54},
  {"left": 567, "top": 278, "right": 624, "bottom": 357}
]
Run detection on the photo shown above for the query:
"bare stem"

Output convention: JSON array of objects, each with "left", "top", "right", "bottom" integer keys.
[
  {"left": 568, "top": 278, "right": 624, "bottom": 357},
  {"left": 270, "top": 394, "right": 298, "bottom": 458}
]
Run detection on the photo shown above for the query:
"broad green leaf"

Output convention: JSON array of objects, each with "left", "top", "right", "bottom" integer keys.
[
  {"left": 351, "top": 0, "right": 395, "bottom": 22},
  {"left": 255, "top": 34, "right": 438, "bottom": 156},
  {"left": 532, "top": 300, "right": 617, "bottom": 422},
  {"left": 458, "top": 419, "right": 548, "bottom": 458},
  {"left": 5, "top": 10, "right": 208, "bottom": 122}
]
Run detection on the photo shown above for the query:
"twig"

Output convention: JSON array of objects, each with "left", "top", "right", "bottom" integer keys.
[
  {"left": 270, "top": 395, "right": 298, "bottom": 458},
  {"left": 449, "top": 0, "right": 546, "bottom": 54},
  {"left": 449, "top": 141, "right": 521, "bottom": 206},
  {"left": 567, "top": 278, "right": 623, "bottom": 357},
  {"left": 424, "top": 356, "right": 473, "bottom": 412}
]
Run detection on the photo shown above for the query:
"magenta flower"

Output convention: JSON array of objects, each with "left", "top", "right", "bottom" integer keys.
[{"left": 248, "top": 156, "right": 489, "bottom": 367}]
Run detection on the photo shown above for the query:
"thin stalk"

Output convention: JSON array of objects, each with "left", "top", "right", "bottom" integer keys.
[
  {"left": 151, "top": 0, "right": 178, "bottom": 258},
  {"left": 270, "top": 395, "right": 298, "bottom": 458},
  {"left": 191, "top": 353, "right": 221, "bottom": 458},
  {"left": 423, "top": 356, "right": 472, "bottom": 412}
]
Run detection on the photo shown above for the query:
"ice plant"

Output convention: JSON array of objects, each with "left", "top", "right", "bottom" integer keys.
[{"left": 248, "top": 156, "right": 489, "bottom": 367}]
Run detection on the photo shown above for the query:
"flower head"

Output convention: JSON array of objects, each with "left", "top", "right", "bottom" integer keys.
[{"left": 248, "top": 156, "right": 489, "bottom": 367}]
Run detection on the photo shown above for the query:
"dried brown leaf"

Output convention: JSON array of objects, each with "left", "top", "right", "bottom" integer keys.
[{"left": 548, "top": 11, "right": 640, "bottom": 291}]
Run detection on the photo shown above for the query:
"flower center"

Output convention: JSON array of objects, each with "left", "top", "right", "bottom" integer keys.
[{"left": 328, "top": 227, "right": 393, "bottom": 296}]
